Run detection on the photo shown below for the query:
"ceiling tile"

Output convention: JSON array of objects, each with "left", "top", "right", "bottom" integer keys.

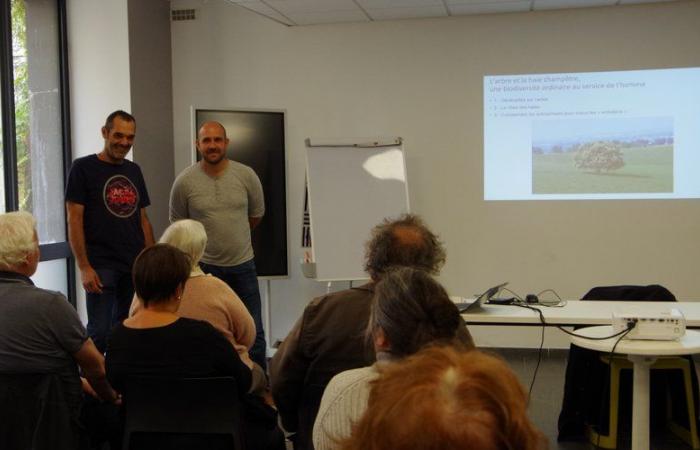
[
  {"left": 449, "top": 1, "right": 531, "bottom": 15},
  {"left": 226, "top": 0, "right": 685, "bottom": 26},
  {"left": 285, "top": 9, "right": 371, "bottom": 25},
  {"left": 618, "top": 0, "right": 679, "bottom": 4},
  {"left": 534, "top": 0, "right": 616, "bottom": 11},
  {"left": 264, "top": 0, "right": 359, "bottom": 14},
  {"left": 233, "top": 1, "right": 295, "bottom": 24},
  {"left": 357, "top": 0, "right": 444, "bottom": 8},
  {"left": 446, "top": 0, "right": 529, "bottom": 4},
  {"left": 366, "top": 5, "right": 449, "bottom": 19}
]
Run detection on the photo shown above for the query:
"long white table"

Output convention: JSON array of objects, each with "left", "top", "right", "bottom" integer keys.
[{"left": 461, "top": 300, "right": 700, "bottom": 328}]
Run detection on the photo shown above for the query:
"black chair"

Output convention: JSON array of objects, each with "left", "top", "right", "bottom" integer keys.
[
  {"left": 558, "top": 285, "right": 700, "bottom": 447},
  {"left": 121, "top": 376, "right": 244, "bottom": 450},
  {"left": 0, "top": 372, "right": 80, "bottom": 450},
  {"left": 290, "top": 382, "right": 327, "bottom": 450}
]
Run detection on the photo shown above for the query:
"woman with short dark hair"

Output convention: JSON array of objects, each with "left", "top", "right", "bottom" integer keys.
[
  {"left": 131, "top": 243, "right": 191, "bottom": 307},
  {"left": 129, "top": 219, "right": 262, "bottom": 390},
  {"left": 106, "top": 244, "right": 284, "bottom": 450}
]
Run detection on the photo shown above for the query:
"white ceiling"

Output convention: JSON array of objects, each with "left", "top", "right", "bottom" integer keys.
[{"left": 224, "top": 0, "right": 684, "bottom": 26}]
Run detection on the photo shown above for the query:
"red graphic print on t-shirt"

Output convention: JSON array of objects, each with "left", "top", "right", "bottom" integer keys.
[{"left": 103, "top": 175, "right": 139, "bottom": 218}]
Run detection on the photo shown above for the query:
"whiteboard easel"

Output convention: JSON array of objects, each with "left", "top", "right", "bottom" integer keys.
[{"left": 304, "top": 137, "right": 410, "bottom": 281}]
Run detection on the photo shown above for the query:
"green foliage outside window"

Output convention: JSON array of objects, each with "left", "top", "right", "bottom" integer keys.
[{"left": 12, "top": 0, "right": 32, "bottom": 211}]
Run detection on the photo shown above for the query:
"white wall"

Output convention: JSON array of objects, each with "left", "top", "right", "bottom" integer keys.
[
  {"left": 67, "top": 0, "right": 131, "bottom": 158},
  {"left": 170, "top": 0, "right": 700, "bottom": 347},
  {"left": 67, "top": 0, "right": 131, "bottom": 321}
]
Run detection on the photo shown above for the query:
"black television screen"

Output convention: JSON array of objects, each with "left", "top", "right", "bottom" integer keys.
[{"left": 195, "top": 109, "right": 288, "bottom": 277}]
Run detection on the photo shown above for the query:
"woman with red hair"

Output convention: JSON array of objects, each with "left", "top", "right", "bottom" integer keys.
[{"left": 340, "top": 345, "right": 547, "bottom": 450}]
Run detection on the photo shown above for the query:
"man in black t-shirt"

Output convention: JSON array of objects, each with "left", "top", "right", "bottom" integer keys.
[{"left": 65, "top": 110, "right": 155, "bottom": 353}]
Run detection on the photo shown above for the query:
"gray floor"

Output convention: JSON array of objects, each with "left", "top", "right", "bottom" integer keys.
[{"left": 492, "top": 348, "right": 695, "bottom": 450}]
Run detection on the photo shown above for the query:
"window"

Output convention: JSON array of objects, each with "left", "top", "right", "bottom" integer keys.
[
  {"left": 1, "top": 0, "right": 73, "bottom": 300},
  {"left": 0, "top": 106, "right": 5, "bottom": 212}
]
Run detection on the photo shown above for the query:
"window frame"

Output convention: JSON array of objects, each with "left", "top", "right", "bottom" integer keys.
[{"left": 0, "top": 0, "right": 75, "bottom": 304}]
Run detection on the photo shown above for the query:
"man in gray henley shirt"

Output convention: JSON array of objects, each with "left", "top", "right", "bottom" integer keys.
[{"left": 169, "top": 121, "right": 266, "bottom": 369}]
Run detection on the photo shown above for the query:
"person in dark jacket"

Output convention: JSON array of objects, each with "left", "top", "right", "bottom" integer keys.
[{"left": 269, "top": 213, "right": 474, "bottom": 450}]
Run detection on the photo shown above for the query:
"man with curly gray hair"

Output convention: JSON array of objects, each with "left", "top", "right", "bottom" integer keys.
[
  {"left": 363, "top": 214, "right": 446, "bottom": 280},
  {"left": 270, "top": 213, "right": 473, "bottom": 450}
]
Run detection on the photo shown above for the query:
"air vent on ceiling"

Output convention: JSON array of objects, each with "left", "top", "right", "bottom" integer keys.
[{"left": 171, "top": 9, "right": 195, "bottom": 21}]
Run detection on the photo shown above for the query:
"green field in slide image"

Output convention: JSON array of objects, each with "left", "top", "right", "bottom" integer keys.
[{"left": 532, "top": 145, "right": 673, "bottom": 194}]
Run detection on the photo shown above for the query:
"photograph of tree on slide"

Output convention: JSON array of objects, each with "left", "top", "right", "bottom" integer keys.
[{"left": 531, "top": 117, "right": 673, "bottom": 194}]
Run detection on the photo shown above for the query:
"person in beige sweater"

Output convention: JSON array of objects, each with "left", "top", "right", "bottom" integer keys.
[
  {"left": 129, "top": 219, "right": 265, "bottom": 390},
  {"left": 313, "top": 267, "right": 473, "bottom": 450}
]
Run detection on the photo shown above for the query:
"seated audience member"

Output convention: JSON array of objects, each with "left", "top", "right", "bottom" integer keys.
[
  {"left": 0, "top": 211, "right": 118, "bottom": 449},
  {"left": 270, "top": 214, "right": 474, "bottom": 450},
  {"left": 313, "top": 266, "right": 473, "bottom": 450},
  {"left": 339, "top": 346, "right": 547, "bottom": 450},
  {"left": 129, "top": 219, "right": 265, "bottom": 392},
  {"left": 106, "top": 244, "right": 284, "bottom": 450}
]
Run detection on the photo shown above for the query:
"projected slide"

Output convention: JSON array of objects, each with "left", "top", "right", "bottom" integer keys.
[{"left": 483, "top": 67, "right": 700, "bottom": 200}]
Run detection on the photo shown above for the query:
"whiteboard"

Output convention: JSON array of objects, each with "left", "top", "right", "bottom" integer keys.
[{"left": 305, "top": 138, "right": 410, "bottom": 281}]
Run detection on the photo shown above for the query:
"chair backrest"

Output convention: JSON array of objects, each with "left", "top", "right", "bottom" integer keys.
[
  {"left": 294, "top": 382, "right": 327, "bottom": 450},
  {"left": 121, "top": 376, "right": 243, "bottom": 450},
  {"left": 581, "top": 284, "right": 676, "bottom": 302},
  {"left": 0, "top": 372, "right": 79, "bottom": 450},
  {"left": 560, "top": 284, "right": 680, "bottom": 440}
]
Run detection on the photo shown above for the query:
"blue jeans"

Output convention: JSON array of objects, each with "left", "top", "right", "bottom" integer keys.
[
  {"left": 200, "top": 259, "right": 267, "bottom": 371},
  {"left": 86, "top": 269, "right": 134, "bottom": 354}
]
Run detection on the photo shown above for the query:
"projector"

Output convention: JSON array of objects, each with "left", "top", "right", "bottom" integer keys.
[{"left": 612, "top": 308, "right": 686, "bottom": 340}]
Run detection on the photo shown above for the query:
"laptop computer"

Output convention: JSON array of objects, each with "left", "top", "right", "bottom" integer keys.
[{"left": 455, "top": 282, "right": 509, "bottom": 313}]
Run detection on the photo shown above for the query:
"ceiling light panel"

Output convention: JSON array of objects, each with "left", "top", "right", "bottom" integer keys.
[
  {"left": 366, "top": 5, "right": 450, "bottom": 19},
  {"left": 618, "top": 0, "right": 679, "bottom": 4},
  {"left": 533, "top": 0, "right": 616, "bottom": 10},
  {"left": 449, "top": 1, "right": 531, "bottom": 15},
  {"left": 284, "top": 9, "right": 371, "bottom": 25},
  {"left": 357, "top": 0, "right": 445, "bottom": 7}
]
